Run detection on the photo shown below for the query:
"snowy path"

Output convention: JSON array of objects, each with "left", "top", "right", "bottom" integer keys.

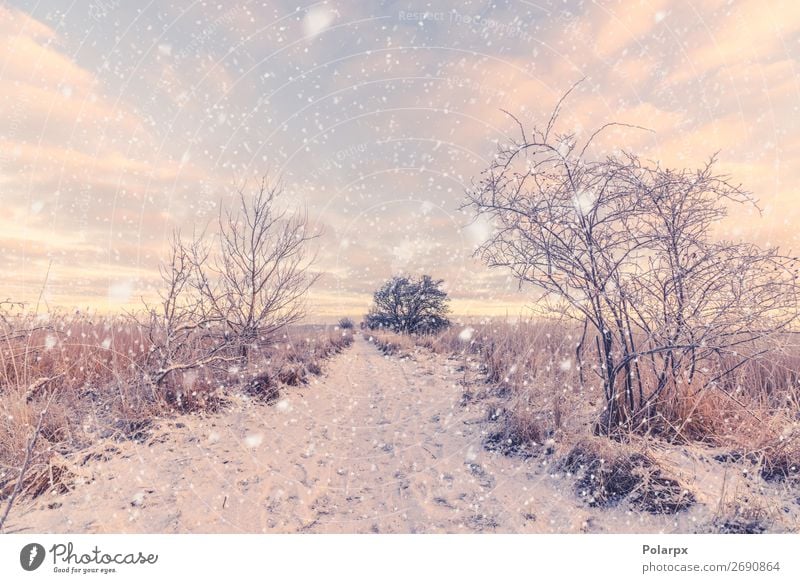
[{"left": 8, "top": 335, "right": 667, "bottom": 533}]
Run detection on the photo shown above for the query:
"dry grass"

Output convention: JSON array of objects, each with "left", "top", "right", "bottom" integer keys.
[
  {"left": 437, "top": 320, "right": 795, "bottom": 465},
  {"left": 0, "top": 307, "right": 353, "bottom": 502},
  {"left": 362, "top": 329, "right": 417, "bottom": 358},
  {"left": 369, "top": 319, "right": 591, "bottom": 442},
  {"left": 558, "top": 437, "right": 695, "bottom": 514},
  {"left": 365, "top": 317, "right": 800, "bottom": 521}
]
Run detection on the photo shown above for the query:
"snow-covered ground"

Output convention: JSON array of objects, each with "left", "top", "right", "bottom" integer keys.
[{"left": 7, "top": 335, "right": 798, "bottom": 533}]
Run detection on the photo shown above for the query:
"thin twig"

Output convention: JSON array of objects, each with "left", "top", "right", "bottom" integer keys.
[{"left": 0, "top": 409, "right": 47, "bottom": 531}]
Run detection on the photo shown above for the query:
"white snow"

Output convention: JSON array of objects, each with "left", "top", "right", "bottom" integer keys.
[
  {"left": 303, "top": 6, "right": 335, "bottom": 37},
  {"left": 107, "top": 281, "right": 133, "bottom": 304},
  {"left": 244, "top": 434, "right": 264, "bottom": 448}
]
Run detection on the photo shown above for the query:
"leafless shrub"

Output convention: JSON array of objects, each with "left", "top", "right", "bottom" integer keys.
[
  {"left": 142, "top": 177, "right": 319, "bottom": 388},
  {"left": 464, "top": 82, "right": 800, "bottom": 435},
  {"left": 198, "top": 178, "right": 320, "bottom": 355},
  {"left": 142, "top": 231, "right": 234, "bottom": 390},
  {"left": 0, "top": 177, "right": 337, "bottom": 522}
]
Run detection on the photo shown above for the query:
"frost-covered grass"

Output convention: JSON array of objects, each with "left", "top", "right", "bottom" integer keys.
[
  {"left": 366, "top": 318, "right": 800, "bottom": 528},
  {"left": 0, "top": 307, "right": 353, "bottom": 501},
  {"left": 422, "top": 319, "right": 796, "bottom": 457},
  {"left": 369, "top": 319, "right": 589, "bottom": 442}
]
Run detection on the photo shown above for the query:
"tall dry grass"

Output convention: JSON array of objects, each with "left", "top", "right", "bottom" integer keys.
[
  {"left": 0, "top": 306, "right": 353, "bottom": 503},
  {"left": 366, "top": 318, "right": 800, "bottom": 528},
  {"left": 367, "top": 318, "right": 800, "bottom": 483}
]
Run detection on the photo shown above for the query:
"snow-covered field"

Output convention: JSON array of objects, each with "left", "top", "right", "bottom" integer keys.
[{"left": 7, "top": 334, "right": 798, "bottom": 534}]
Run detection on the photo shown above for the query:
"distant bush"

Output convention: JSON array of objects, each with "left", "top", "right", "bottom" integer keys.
[
  {"left": 337, "top": 317, "right": 355, "bottom": 330},
  {"left": 364, "top": 275, "right": 450, "bottom": 334}
]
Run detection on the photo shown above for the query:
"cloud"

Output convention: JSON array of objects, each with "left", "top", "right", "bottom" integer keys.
[
  {"left": 1, "top": 0, "right": 798, "bottom": 316},
  {"left": 0, "top": 5, "right": 224, "bottom": 309},
  {"left": 592, "top": 0, "right": 671, "bottom": 58},
  {"left": 666, "top": 0, "right": 800, "bottom": 84}
]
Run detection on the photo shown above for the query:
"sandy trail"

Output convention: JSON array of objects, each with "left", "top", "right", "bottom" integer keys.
[{"left": 8, "top": 336, "right": 697, "bottom": 533}]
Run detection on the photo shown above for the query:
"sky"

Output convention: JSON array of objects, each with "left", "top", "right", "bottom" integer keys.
[{"left": 1, "top": 0, "right": 799, "bottom": 319}]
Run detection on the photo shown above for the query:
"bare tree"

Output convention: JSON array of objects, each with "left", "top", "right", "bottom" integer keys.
[
  {"left": 615, "top": 160, "right": 799, "bottom": 426},
  {"left": 365, "top": 275, "right": 450, "bottom": 333},
  {"left": 199, "top": 178, "right": 319, "bottom": 356},
  {"left": 143, "top": 177, "right": 319, "bottom": 384},
  {"left": 143, "top": 231, "right": 234, "bottom": 386},
  {"left": 464, "top": 84, "right": 800, "bottom": 434}
]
